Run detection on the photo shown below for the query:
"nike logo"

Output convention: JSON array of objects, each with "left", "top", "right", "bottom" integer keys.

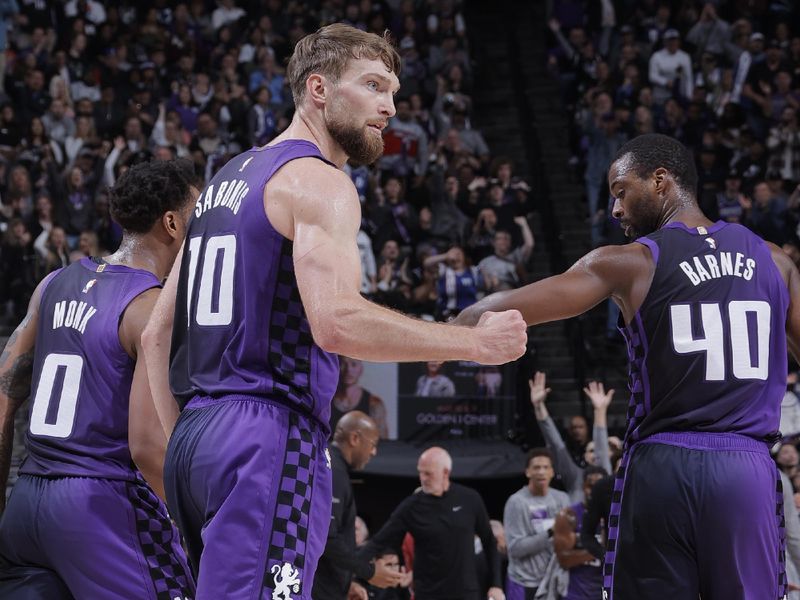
[{"left": 452, "top": 506, "right": 462, "bottom": 512}]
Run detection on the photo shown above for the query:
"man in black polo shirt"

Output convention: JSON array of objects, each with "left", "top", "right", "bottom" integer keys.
[
  {"left": 359, "top": 447, "right": 504, "bottom": 600},
  {"left": 313, "top": 411, "right": 403, "bottom": 600}
]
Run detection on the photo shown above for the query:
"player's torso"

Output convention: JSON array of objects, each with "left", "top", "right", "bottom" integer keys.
[
  {"left": 22, "top": 259, "right": 160, "bottom": 479},
  {"left": 169, "top": 140, "right": 339, "bottom": 427},
  {"left": 622, "top": 221, "right": 789, "bottom": 443}
]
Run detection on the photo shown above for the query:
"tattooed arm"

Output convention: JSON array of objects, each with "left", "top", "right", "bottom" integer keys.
[{"left": 0, "top": 279, "right": 46, "bottom": 511}]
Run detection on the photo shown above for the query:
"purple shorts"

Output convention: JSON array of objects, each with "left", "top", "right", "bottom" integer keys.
[
  {"left": 164, "top": 396, "right": 332, "bottom": 600},
  {"left": 605, "top": 432, "right": 785, "bottom": 599},
  {"left": 0, "top": 474, "right": 194, "bottom": 599}
]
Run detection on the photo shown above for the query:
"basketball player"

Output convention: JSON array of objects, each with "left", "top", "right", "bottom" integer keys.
[
  {"left": 141, "top": 23, "right": 527, "bottom": 600},
  {"left": 455, "top": 134, "right": 797, "bottom": 599},
  {"left": 0, "top": 160, "right": 198, "bottom": 599}
]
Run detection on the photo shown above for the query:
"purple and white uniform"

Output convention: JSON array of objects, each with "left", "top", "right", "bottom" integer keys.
[
  {"left": 606, "top": 222, "right": 788, "bottom": 599},
  {"left": 0, "top": 258, "right": 195, "bottom": 600},
  {"left": 166, "top": 141, "right": 339, "bottom": 600}
]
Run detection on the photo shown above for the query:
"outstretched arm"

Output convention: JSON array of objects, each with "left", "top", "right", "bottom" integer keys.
[
  {"left": 0, "top": 278, "right": 47, "bottom": 508},
  {"left": 453, "top": 244, "right": 652, "bottom": 327},
  {"left": 267, "top": 159, "right": 527, "bottom": 365},
  {"left": 141, "top": 245, "right": 184, "bottom": 437}
]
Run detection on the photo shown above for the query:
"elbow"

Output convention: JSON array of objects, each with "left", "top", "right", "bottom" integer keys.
[
  {"left": 309, "top": 303, "right": 358, "bottom": 355},
  {"left": 129, "top": 431, "right": 167, "bottom": 478}
]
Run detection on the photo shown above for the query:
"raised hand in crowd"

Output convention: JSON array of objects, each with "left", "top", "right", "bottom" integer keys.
[
  {"left": 583, "top": 381, "right": 614, "bottom": 427},
  {"left": 529, "top": 371, "right": 551, "bottom": 420}
]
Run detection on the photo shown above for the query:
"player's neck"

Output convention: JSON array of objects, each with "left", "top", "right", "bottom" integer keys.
[
  {"left": 659, "top": 203, "right": 713, "bottom": 231},
  {"left": 271, "top": 110, "right": 348, "bottom": 169},
  {"left": 103, "top": 235, "right": 173, "bottom": 281}
]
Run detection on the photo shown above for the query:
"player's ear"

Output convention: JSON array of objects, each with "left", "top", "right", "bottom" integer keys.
[
  {"left": 306, "top": 73, "right": 328, "bottom": 107},
  {"left": 653, "top": 167, "right": 668, "bottom": 195},
  {"left": 162, "top": 211, "right": 181, "bottom": 240}
]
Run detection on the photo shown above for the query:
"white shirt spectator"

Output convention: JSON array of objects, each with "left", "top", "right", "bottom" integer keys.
[
  {"left": 357, "top": 230, "right": 376, "bottom": 295},
  {"left": 649, "top": 46, "right": 693, "bottom": 103},
  {"left": 212, "top": 1, "right": 245, "bottom": 30},
  {"left": 64, "top": 0, "right": 106, "bottom": 25}
]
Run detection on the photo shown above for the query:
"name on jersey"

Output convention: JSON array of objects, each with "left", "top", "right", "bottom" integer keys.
[
  {"left": 679, "top": 252, "right": 755, "bottom": 286},
  {"left": 194, "top": 178, "right": 250, "bottom": 218},
  {"left": 52, "top": 300, "right": 97, "bottom": 334}
]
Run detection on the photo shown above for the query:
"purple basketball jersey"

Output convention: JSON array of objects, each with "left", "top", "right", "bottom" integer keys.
[
  {"left": 21, "top": 258, "right": 161, "bottom": 479},
  {"left": 169, "top": 140, "right": 340, "bottom": 427},
  {"left": 620, "top": 221, "right": 789, "bottom": 445}
]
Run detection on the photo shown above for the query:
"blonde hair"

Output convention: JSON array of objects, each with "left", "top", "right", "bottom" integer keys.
[{"left": 287, "top": 23, "right": 401, "bottom": 105}]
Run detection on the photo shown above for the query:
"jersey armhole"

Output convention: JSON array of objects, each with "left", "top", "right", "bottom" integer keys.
[{"left": 635, "top": 237, "right": 660, "bottom": 267}]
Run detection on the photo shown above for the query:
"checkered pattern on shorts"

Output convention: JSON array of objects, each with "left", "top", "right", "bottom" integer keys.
[
  {"left": 267, "top": 238, "right": 315, "bottom": 415},
  {"left": 126, "top": 480, "right": 195, "bottom": 600},
  {"left": 777, "top": 471, "right": 788, "bottom": 599},
  {"left": 262, "top": 412, "right": 317, "bottom": 598}
]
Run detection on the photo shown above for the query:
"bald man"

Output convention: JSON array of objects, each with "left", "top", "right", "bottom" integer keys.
[
  {"left": 313, "top": 411, "right": 403, "bottom": 600},
  {"left": 359, "top": 447, "right": 504, "bottom": 600}
]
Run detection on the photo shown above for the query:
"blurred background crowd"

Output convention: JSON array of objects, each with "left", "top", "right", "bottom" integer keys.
[{"left": 2, "top": 0, "right": 800, "bottom": 598}]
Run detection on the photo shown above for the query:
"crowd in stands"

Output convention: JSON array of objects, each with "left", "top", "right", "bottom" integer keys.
[
  {"left": 547, "top": 0, "right": 800, "bottom": 250},
  {"left": 0, "top": 0, "right": 537, "bottom": 329}
]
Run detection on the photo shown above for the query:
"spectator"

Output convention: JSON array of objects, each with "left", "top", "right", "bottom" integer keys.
[
  {"left": 742, "top": 180, "right": 789, "bottom": 244},
  {"left": 313, "top": 411, "right": 403, "bottom": 600},
  {"left": 358, "top": 228, "right": 378, "bottom": 296},
  {"left": 782, "top": 371, "right": 800, "bottom": 440},
  {"left": 0, "top": 217, "right": 35, "bottom": 321},
  {"left": 477, "top": 217, "right": 534, "bottom": 291},
  {"left": 767, "top": 106, "right": 800, "bottom": 183},
  {"left": 68, "top": 229, "right": 101, "bottom": 262},
  {"left": 374, "top": 239, "right": 412, "bottom": 311},
  {"left": 379, "top": 97, "right": 429, "bottom": 181},
  {"left": 246, "top": 86, "right": 276, "bottom": 147},
  {"left": 553, "top": 466, "right": 607, "bottom": 600},
  {"left": 426, "top": 245, "right": 484, "bottom": 319},
  {"left": 359, "top": 447, "right": 504, "bottom": 600},
  {"left": 34, "top": 224, "right": 69, "bottom": 275},
  {"left": 211, "top": 0, "right": 245, "bottom": 31},
  {"left": 648, "top": 29, "right": 693, "bottom": 105},
  {"left": 503, "top": 448, "right": 571, "bottom": 599},
  {"left": 565, "top": 415, "right": 590, "bottom": 468},
  {"left": 777, "top": 443, "right": 799, "bottom": 480},
  {"left": 529, "top": 372, "right": 613, "bottom": 503},
  {"left": 0, "top": 0, "right": 18, "bottom": 94},
  {"left": 685, "top": 3, "right": 730, "bottom": 61},
  {"left": 415, "top": 361, "right": 456, "bottom": 397}
]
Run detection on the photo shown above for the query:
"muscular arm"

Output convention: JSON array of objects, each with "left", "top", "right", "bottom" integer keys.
[
  {"left": 122, "top": 288, "right": 168, "bottom": 499},
  {"left": 141, "top": 246, "right": 183, "bottom": 437},
  {"left": 0, "top": 279, "right": 47, "bottom": 507},
  {"left": 453, "top": 244, "right": 653, "bottom": 327},
  {"left": 266, "top": 159, "right": 525, "bottom": 365}
]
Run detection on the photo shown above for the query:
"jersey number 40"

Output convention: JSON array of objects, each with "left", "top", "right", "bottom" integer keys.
[{"left": 670, "top": 300, "right": 770, "bottom": 381}]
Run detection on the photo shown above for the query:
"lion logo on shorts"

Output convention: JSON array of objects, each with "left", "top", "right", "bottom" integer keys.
[{"left": 271, "top": 562, "right": 301, "bottom": 600}]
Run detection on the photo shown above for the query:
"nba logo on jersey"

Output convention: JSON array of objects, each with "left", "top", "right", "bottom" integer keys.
[
  {"left": 705, "top": 237, "right": 716, "bottom": 249},
  {"left": 82, "top": 279, "right": 97, "bottom": 294}
]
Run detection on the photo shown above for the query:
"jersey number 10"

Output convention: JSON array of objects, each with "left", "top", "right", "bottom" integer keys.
[
  {"left": 186, "top": 234, "right": 237, "bottom": 326},
  {"left": 670, "top": 300, "right": 770, "bottom": 381}
]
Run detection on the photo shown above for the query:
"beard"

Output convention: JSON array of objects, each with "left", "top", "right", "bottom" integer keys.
[{"left": 326, "top": 110, "right": 384, "bottom": 166}]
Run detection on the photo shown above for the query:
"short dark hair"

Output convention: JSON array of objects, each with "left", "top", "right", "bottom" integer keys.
[
  {"left": 584, "top": 465, "right": 608, "bottom": 481},
  {"left": 526, "top": 447, "right": 553, "bottom": 468},
  {"left": 109, "top": 159, "right": 197, "bottom": 233},
  {"left": 612, "top": 133, "right": 698, "bottom": 195}
]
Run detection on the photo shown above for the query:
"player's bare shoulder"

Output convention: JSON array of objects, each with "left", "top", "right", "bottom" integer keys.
[
  {"left": 573, "top": 242, "right": 654, "bottom": 284},
  {"left": 264, "top": 156, "right": 358, "bottom": 238}
]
